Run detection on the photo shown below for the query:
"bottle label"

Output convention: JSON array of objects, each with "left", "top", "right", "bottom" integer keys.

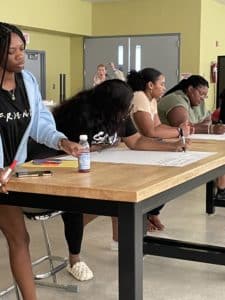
[{"left": 78, "top": 151, "right": 90, "bottom": 171}]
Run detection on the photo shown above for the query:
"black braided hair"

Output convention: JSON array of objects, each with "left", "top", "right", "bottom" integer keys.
[{"left": 0, "top": 22, "right": 26, "bottom": 87}]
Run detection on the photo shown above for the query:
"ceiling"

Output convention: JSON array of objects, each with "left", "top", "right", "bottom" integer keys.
[
  {"left": 83, "top": 0, "right": 225, "bottom": 3},
  {"left": 82, "top": 0, "right": 124, "bottom": 2}
]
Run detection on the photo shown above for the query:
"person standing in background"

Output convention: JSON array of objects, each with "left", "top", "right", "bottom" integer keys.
[
  {"left": 0, "top": 22, "right": 82, "bottom": 300},
  {"left": 109, "top": 62, "right": 125, "bottom": 81},
  {"left": 93, "top": 64, "right": 108, "bottom": 86},
  {"left": 93, "top": 62, "right": 125, "bottom": 86}
]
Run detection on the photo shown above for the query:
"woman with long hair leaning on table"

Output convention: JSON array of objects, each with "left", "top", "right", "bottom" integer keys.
[{"left": 28, "top": 78, "right": 191, "bottom": 269}]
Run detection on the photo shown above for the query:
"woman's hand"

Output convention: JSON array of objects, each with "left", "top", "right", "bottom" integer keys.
[
  {"left": 58, "top": 138, "right": 83, "bottom": 157},
  {"left": 172, "top": 138, "right": 191, "bottom": 152},
  {"left": 211, "top": 123, "right": 225, "bottom": 134},
  {"left": 109, "top": 62, "right": 116, "bottom": 71}
]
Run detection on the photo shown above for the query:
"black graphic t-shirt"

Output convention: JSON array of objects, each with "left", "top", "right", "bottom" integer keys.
[
  {"left": 65, "top": 116, "right": 137, "bottom": 146},
  {"left": 27, "top": 117, "right": 137, "bottom": 161},
  {"left": 91, "top": 117, "right": 136, "bottom": 146},
  {"left": 0, "top": 73, "right": 31, "bottom": 166}
]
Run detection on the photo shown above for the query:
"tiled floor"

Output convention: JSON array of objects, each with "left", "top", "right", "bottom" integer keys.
[{"left": 1, "top": 185, "right": 225, "bottom": 299}]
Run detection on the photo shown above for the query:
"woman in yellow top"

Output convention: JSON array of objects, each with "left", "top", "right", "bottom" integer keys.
[{"left": 127, "top": 68, "right": 190, "bottom": 232}]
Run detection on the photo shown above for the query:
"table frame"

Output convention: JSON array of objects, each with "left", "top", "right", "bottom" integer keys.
[{"left": 2, "top": 164, "right": 225, "bottom": 300}]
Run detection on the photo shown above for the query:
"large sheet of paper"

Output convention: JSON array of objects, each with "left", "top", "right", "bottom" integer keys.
[
  {"left": 190, "top": 133, "right": 225, "bottom": 140},
  {"left": 60, "top": 148, "right": 216, "bottom": 167}
]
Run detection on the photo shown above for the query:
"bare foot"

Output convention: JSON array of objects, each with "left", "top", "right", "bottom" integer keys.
[
  {"left": 147, "top": 215, "right": 165, "bottom": 231},
  {"left": 147, "top": 220, "right": 158, "bottom": 231}
]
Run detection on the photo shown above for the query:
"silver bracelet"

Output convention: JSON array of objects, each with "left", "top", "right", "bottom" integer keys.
[{"left": 209, "top": 124, "right": 214, "bottom": 134}]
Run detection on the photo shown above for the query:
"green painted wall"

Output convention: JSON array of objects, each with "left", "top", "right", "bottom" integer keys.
[
  {"left": 0, "top": 0, "right": 91, "bottom": 102},
  {"left": 92, "top": 0, "right": 202, "bottom": 75},
  {"left": 24, "top": 29, "right": 71, "bottom": 101},
  {"left": 2, "top": 0, "right": 225, "bottom": 110},
  {"left": 92, "top": 0, "right": 225, "bottom": 110},
  {"left": 0, "top": 0, "right": 92, "bottom": 35},
  {"left": 70, "top": 36, "right": 84, "bottom": 95}
]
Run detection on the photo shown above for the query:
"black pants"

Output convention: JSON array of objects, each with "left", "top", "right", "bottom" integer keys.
[
  {"left": 26, "top": 141, "right": 85, "bottom": 256},
  {"left": 61, "top": 212, "right": 83, "bottom": 255}
]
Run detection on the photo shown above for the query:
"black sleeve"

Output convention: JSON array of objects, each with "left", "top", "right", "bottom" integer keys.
[
  {"left": 26, "top": 138, "right": 59, "bottom": 161},
  {"left": 119, "top": 117, "right": 137, "bottom": 138},
  {"left": 220, "top": 100, "right": 225, "bottom": 123}
]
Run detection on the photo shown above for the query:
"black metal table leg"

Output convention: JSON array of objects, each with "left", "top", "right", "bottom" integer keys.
[
  {"left": 118, "top": 203, "right": 143, "bottom": 300},
  {"left": 206, "top": 181, "right": 215, "bottom": 214}
]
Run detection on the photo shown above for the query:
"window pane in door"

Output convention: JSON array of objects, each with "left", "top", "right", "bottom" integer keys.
[
  {"left": 118, "top": 45, "right": 124, "bottom": 66},
  {"left": 135, "top": 45, "right": 141, "bottom": 71}
]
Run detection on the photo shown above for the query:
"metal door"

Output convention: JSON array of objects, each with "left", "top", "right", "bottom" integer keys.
[
  {"left": 84, "top": 37, "right": 128, "bottom": 88},
  {"left": 130, "top": 34, "right": 180, "bottom": 90},
  {"left": 84, "top": 34, "right": 180, "bottom": 91},
  {"left": 24, "top": 50, "right": 46, "bottom": 99}
]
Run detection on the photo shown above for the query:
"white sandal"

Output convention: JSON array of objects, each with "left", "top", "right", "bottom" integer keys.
[
  {"left": 67, "top": 261, "right": 94, "bottom": 281},
  {"left": 111, "top": 240, "right": 118, "bottom": 251}
]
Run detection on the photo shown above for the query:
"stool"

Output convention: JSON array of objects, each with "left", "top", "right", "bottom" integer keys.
[
  {"left": 0, "top": 279, "right": 21, "bottom": 299},
  {"left": 0, "top": 210, "right": 78, "bottom": 299}
]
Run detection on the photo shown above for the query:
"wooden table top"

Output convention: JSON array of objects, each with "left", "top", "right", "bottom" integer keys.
[{"left": 7, "top": 140, "right": 225, "bottom": 203}]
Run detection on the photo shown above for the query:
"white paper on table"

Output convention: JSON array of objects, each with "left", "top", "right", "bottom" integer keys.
[
  {"left": 190, "top": 133, "right": 225, "bottom": 140},
  {"left": 60, "top": 148, "right": 216, "bottom": 167},
  {"left": 91, "top": 148, "right": 216, "bottom": 167}
]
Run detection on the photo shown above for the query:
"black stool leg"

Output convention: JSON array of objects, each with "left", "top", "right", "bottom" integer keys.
[{"left": 206, "top": 181, "right": 216, "bottom": 214}]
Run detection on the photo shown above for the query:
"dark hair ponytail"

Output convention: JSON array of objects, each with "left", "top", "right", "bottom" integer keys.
[
  {"left": 127, "top": 70, "right": 145, "bottom": 91},
  {"left": 127, "top": 68, "right": 162, "bottom": 92}
]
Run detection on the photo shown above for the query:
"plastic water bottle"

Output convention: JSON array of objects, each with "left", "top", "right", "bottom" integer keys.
[{"left": 78, "top": 134, "right": 90, "bottom": 173}]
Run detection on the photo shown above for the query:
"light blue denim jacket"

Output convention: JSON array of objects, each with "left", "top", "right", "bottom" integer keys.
[{"left": 0, "top": 70, "right": 67, "bottom": 167}]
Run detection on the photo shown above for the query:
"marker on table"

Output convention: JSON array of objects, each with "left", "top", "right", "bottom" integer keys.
[
  {"left": 179, "top": 128, "right": 186, "bottom": 152},
  {"left": 32, "top": 159, "right": 61, "bottom": 165}
]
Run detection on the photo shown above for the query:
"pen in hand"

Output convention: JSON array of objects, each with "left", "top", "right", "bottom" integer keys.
[{"left": 179, "top": 128, "right": 186, "bottom": 152}]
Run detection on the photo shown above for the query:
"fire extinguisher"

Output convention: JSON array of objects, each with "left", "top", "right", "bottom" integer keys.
[{"left": 210, "top": 62, "right": 217, "bottom": 83}]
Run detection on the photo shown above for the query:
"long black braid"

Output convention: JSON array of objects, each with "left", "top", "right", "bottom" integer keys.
[
  {"left": 164, "top": 75, "right": 209, "bottom": 96},
  {"left": 0, "top": 22, "right": 26, "bottom": 87}
]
